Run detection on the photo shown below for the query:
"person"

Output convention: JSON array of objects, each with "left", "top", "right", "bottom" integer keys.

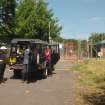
[
  {"left": 0, "top": 46, "right": 7, "bottom": 83},
  {"left": 9, "top": 51, "right": 17, "bottom": 66},
  {"left": 28, "top": 45, "right": 38, "bottom": 83},
  {"left": 22, "top": 48, "right": 30, "bottom": 82},
  {"left": 44, "top": 46, "right": 52, "bottom": 75}
]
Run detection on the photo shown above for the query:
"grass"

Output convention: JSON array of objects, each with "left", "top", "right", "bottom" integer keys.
[
  {"left": 72, "top": 59, "right": 105, "bottom": 105},
  {"left": 72, "top": 59, "right": 105, "bottom": 86}
]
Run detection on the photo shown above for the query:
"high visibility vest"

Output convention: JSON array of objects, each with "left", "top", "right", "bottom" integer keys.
[{"left": 9, "top": 57, "right": 16, "bottom": 63}]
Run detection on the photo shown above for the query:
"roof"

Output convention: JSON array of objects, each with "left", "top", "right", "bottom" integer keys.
[
  {"left": 48, "top": 41, "right": 59, "bottom": 46},
  {"left": 95, "top": 40, "right": 105, "bottom": 45},
  {"left": 11, "top": 38, "right": 48, "bottom": 45},
  {"left": 49, "top": 43, "right": 59, "bottom": 46}
]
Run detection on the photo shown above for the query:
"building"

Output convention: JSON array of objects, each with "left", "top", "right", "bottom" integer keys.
[
  {"left": 93, "top": 40, "right": 105, "bottom": 58},
  {"left": 64, "top": 42, "right": 77, "bottom": 57}
]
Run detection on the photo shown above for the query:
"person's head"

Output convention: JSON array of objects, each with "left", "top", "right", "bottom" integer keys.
[
  {"left": 46, "top": 46, "right": 49, "bottom": 49},
  {"left": 0, "top": 46, "right": 7, "bottom": 52},
  {"left": 30, "top": 44, "right": 37, "bottom": 51},
  {"left": 26, "top": 48, "right": 30, "bottom": 52},
  {"left": 0, "top": 47, "right": 7, "bottom": 54},
  {"left": 45, "top": 46, "right": 49, "bottom": 52}
]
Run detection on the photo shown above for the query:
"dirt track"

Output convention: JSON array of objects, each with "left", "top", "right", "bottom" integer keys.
[{"left": 0, "top": 59, "right": 76, "bottom": 105}]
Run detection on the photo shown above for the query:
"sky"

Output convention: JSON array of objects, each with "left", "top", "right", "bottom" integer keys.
[{"left": 46, "top": 0, "right": 105, "bottom": 40}]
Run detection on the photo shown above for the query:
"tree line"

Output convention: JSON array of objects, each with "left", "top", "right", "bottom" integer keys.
[
  {"left": 63, "top": 32, "right": 105, "bottom": 57},
  {"left": 0, "top": 0, "right": 62, "bottom": 43},
  {"left": 89, "top": 32, "right": 105, "bottom": 44},
  {"left": 0, "top": 0, "right": 105, "bottom": 44}
]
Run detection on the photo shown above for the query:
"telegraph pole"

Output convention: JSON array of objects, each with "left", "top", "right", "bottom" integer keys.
[
  {"left": 90, "top": 39, "right": 93, "bottom": 58},
  {"left": 87, "top": 40, "right": 89, "bottom": 59},
  {"left": 78, "top": 39, "right": 81, "bottom": 60},
  {"left": 48, "top": 21, "right": 51, "bottom": 43},
  {"left": 0, "top": 3, "right": 3, "bottom": 25}
]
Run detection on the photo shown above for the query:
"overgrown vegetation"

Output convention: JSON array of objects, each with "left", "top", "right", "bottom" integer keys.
[
  {"left": 72, "top": 59, "right": 105, "bottom": 105},
  {"left": 72, "top": 59, "right": 105, "bottom": 85}
]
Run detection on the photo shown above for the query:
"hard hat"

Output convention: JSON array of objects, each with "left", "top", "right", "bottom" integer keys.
[{"left": 0, "top": 46, "right": 7, "bottom": 50}]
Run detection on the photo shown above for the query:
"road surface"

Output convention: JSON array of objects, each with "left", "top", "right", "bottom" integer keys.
[{"left": 0, "top": 59, "right": 76, "bottom": 105}]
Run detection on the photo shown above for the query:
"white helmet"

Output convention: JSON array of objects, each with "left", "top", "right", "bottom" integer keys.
[{"left": 0, "top": 46, "right": 7, "bottom": 50}]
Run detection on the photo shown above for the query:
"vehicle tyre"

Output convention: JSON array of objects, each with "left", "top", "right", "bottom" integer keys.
[
  {"left": 42, "top": 68, "right": 48, "bottom": 79},
  {"left": 13, "top": 70, "right": 21, "bottom": 78},
  {"left": 48, "top": 69, "right": 52, "bottom": 75}
]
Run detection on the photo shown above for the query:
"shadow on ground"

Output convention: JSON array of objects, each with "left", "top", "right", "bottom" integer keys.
[
  {"left": 83, "top": 86, "right": 105, "bottom": 105},
  {"left": 10, "top": 72, "right": 56, "bottom": 84}
]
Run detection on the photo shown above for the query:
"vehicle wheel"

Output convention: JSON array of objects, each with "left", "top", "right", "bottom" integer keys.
[
  {"left": 42, "top": 68, "right": 48, "bottom": 79},
  {"left": 13, "top": 70, "right": 21, "bottom": 78}
]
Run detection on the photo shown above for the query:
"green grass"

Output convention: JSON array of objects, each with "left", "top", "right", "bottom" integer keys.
[{"left": 72, "top": 59, "right": 105, "bottom": 86}]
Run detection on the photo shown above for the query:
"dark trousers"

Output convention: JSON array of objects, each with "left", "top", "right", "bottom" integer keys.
[
  {"left": 27, "top": 63, "right": 37, "bottom": 83},
  {"left": 0, "top": 62, "right": 6, "bottom": 81},
  {"left": 45, "top": 60, "right": 52, "bottom": 74},
  {"left": 22, "top": 64, "right": 28, "bottom": 81},
  {"left": 22, "top": 64, "right": 36, "bottom": 83}
]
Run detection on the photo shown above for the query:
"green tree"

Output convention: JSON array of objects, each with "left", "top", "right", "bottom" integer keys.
[
  {"left": 0, "top": 0, "right": 16, "bottom": 42},
  {"left": 16, "top": 0, "right": 62, "bottom": 41},
  {"left": 64, "top": 39, "right": 78, "bottom": 50},
  {"left": 89, "top": 32, "right": 105, "bottom": 44}
]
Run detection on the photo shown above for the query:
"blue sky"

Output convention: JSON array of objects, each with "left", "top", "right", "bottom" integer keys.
[{"left": 46, "top": 0, "right": 105, "bottom": 39}]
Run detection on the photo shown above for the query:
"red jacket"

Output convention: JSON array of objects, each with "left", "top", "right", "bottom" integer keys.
[{"left": 44, "top": 49, "right": 51, "bottom": 61}]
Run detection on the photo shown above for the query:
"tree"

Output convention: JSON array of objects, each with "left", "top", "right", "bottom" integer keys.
[
  {"left": 64, "top": 39, "right": 78, "bottom": 51},
  {"left": 0, "top": 0, "right": 16, "bottom": 42},
  {"left": 89, "top": 32, "right": 105, "bottom": 44},
  {"left": 16, "top": 0, "right": 62, "bottom": 41}
]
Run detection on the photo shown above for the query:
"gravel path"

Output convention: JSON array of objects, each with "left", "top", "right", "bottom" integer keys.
[{"left": 0, "top": 59, "right": 76, "bottom": 105}]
